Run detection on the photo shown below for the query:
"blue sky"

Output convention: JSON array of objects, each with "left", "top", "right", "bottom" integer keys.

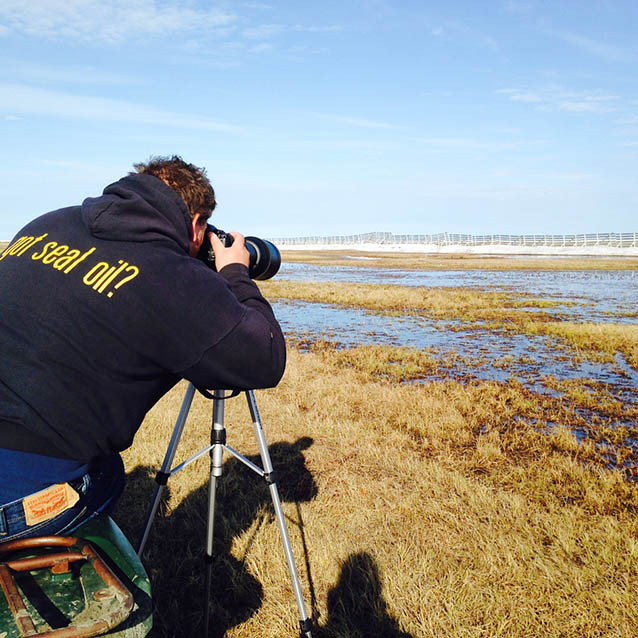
[{"left": 1, "top": 1, "right": 636, "bottom": 240}]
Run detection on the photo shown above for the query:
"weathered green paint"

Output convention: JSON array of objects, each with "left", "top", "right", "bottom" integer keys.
[{"left": 0, "top": 514, "right": 152, "bottom": 637}]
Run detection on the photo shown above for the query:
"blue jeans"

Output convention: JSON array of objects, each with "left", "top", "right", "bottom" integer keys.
[{"left": 0, "top": 453, "right": 125, "bottom": 541}]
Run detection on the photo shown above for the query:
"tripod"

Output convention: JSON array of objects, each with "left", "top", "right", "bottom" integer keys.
[{"left": 136, "top": 383, "right": 313, "bottom": 637}]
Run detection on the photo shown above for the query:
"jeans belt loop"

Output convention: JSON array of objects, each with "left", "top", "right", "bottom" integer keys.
[{"left": 0, "top": 506, "right": 7, "bottom": 536}]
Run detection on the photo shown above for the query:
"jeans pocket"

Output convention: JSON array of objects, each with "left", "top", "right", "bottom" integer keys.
[{"left": 7, "top": 504, "right": 89, "bottom": 541}]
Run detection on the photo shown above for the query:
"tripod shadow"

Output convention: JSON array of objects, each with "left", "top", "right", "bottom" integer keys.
[
  {"left": 115, "top": 464, "right": 165, "bottom": 528},
  {"left": 314, "top": 552, "right": 415, "bottom": 638},
  {"left": 115, "top": 452, "right": 412, "bottom": 637},
  {"left": 124, "top": 437, "right": 317, "bottom": 638}
]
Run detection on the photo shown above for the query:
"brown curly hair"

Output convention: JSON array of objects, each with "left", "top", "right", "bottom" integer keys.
[{"left": 132, "top": 155, "right": 216, "bottom": 220}]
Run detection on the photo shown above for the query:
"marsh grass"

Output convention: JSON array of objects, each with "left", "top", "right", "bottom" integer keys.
[
  {"left": 520, "top": 321, "right": 638, "bottom": 368},
  {"left": 113, "top": 345, "right": 638, "bottom": 637},
  {"left": 305, "top": 341, "right": 638, "bottom": 464},
  {"left": 262, "top": 280, "right": 638, "bottom": 368},
  {"left": 281, "top": 250, "right": 638, "bottom": 271},
  {"left": 263, "top": 280, "right": 565, "bottom": 320}
]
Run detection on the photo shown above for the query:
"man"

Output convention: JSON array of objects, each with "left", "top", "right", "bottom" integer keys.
[{"left": 0, "top": 156, "right": 286, "bottom": 541}]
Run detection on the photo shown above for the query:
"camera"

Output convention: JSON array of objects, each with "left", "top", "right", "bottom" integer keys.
[{"left": 197, "top": 224, "right": 281, "bottom": 280}]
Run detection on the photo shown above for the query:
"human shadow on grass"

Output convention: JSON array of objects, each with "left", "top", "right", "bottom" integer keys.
[
  {"left": 313, "top": 552, "right": 415, "bottom": 638},
  {"left": 117, "top": 437, "right": 317, "bottom": 638}
]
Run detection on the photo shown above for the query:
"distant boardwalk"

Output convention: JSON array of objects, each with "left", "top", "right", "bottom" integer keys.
[{"left": 272, "top": 232, "right": 638, "bottom": 256}]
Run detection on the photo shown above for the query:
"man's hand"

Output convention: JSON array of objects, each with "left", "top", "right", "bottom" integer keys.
[{"left": 210, "top": 231, "right": 250, "bottom": 271}]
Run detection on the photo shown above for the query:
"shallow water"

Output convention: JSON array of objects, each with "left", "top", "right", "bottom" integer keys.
[
  {"left": 272, "top": 299, "right": 637, "bottom": 393},
  {"left": 278, "top": 263, "right": 638, "bottom": 323},
  {"left": 270, "top": 263, "right": 638, "bottom": 441}
]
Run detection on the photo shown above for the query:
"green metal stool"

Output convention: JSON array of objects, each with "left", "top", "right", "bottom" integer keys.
[{"left": 0, "top": 514, "right": 152, "bottom": 637}]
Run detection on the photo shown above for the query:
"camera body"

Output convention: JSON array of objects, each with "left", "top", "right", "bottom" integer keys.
[{"left": 197, "top": 224, "right": 281, "bottom": 281}]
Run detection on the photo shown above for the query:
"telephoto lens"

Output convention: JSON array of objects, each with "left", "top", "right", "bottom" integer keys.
[
  {"left": 198, "top": 224, "right": 281, "bottom": 280},
  {"left": 243, "top": 236, "right": 281, "bottom": 280}
]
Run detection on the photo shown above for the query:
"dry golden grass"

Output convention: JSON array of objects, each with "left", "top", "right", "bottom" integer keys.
[
  {"left": 281, "top": 250, "right": 638, "bottom": 271},
  {"left": 520, "top": 321, "right": 638, "bottom": 368},
  {"left": 114, "top": 345, "right": 638, "bottom": 638}
]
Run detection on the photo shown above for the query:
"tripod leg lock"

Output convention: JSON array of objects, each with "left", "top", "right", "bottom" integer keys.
[
  {"left": 211, "top": 429, "right": 226, "bottom": 445},
  {"left": 264, "top": 470, "right": 278, "bottom": 486},
  {"left": 299, "top": 617, "right": 313, "bottom": 635},
  {"left": 155, "top": 471, "right": 170, "bottom": 486}
]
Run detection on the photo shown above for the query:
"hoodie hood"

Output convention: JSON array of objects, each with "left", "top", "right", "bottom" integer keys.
[{"left": 80, "top": 173, "right": 192, "bottom": 252}]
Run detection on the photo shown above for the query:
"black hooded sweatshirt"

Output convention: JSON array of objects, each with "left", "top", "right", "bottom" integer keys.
[{"left": 0, "top": 174, "right": 286, "bottom": 463}]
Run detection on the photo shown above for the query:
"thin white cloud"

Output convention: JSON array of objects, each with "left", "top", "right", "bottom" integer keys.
[
  {"left": 241, "top": 22, "right": 341, "bottom": 40},
  {"left": 0, "top": 83, "right": 244, "bottom": 133},
  {"left": 498, "top": 87, "right": 620, "bottom": 114},
  {"left": 429, "top": 20, "right": 498, "bottom": 52},
  {"left": 542, "top": 28, "right": 634, "bottom": 63},
  {"left": 313, "top": 112, "right": 401, "bottom": 130},
  {"left": 2, "top": 61, "right": 137, "bottom": 86},
  {"left": 503, "top": 1, "right": 535, "bottom": 14},
  {"left": 557, "top": 96, "right": 617, "bottom": 114},
  {"left": 247, "top": 43, "right": 274, "bottom": 54},
  {"left": 287, "top": 138, "right": 398, "bottom": 152},
  {"left": 416, "top": 137, "right": 542, "bottom": 153},
  {"left": 241, "top": 23, "right": 284, "bottom": 40},
  {"left": 616, "top": 116, "right": 638, "bottom": 126},
  {"left": 501, "top": 90, "right": 543, "bottom": 103},
  {"left": 0, "top": 1, "right": 341, "bottom": 65},
  {"left": 0, "top": 0, "right": 235, "bottom": 44},
  {"left": 293, "top": 24, "right": 342, "bottom": 33}
]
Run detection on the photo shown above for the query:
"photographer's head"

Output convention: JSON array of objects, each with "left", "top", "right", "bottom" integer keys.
[{"left": 132, "top": 155, "right": 216, "bottom": 256}]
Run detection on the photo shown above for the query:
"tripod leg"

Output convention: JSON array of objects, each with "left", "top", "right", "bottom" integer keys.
[
  {"left": 245, "top": 391, "right": 313, "bottom": 638},
  {"left": 204, "top": 390, "right": 226, "bottom": 637},
  {"left": 137, "top": 383, "right": 196, "bottom": 556}
]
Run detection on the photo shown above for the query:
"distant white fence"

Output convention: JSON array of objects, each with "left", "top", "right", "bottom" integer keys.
[{"left": 271, "top": 232, "right": 638, "bottom": 248}]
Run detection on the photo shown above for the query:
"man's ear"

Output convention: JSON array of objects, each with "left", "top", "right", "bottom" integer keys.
[{"left": 190, "top": 213, "right": 202, "bottom": 242}]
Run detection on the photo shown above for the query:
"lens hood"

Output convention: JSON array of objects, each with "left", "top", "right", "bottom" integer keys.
[{"left": 245, "top": 237, "right": 281, "bottom": 280}]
